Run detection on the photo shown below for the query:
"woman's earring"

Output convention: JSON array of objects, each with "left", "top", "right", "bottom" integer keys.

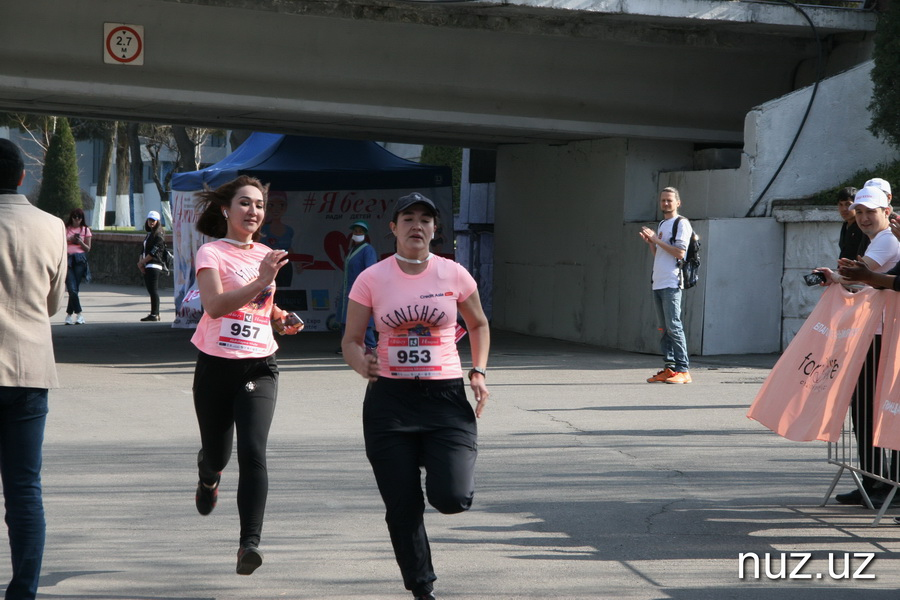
[{"left": 223, "top": 210, "right": 229, "bottom": 219}]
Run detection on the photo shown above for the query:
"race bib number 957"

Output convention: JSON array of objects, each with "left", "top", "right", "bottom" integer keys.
[{"left": 217, "top": 310, "right": 272, "bottom": 355}]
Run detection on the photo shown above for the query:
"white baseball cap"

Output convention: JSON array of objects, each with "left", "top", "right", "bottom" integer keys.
[
  {"left": 864, "top": 177, "right": 892, "bottom": 196},
  {"left": 146, "top": 210, "right": 161, "bottom": 221},
  {"left": 849, "top": 186, "right": 889, "bottom": 210}
]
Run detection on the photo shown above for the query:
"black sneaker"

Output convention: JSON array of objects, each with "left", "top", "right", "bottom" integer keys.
[
  {"left": 236, "top": 546, "right": 263, "bottom": 575},
  {"left": 140, "top": 314, "right": 160, "bottom": 322},
  {"left": 414, "top": 593, "right": 436, "bottom": 600},
  {"left": 195, "top": 474, "right": 220, "bottom": 516}
]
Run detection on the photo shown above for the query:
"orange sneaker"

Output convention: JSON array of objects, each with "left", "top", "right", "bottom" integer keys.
[
  {"left": 647, "top": 368, "right": 676, "bottom": 383},
  {"left": 665, "top": 371, "right": 692, "bottom": 384}
]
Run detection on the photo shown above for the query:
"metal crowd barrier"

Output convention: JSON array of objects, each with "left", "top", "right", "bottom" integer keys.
[{"left": 822, "top": 339, "right": 900, "bottom": 525}]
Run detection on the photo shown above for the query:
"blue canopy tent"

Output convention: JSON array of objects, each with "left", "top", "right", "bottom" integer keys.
[
  {"left": 171, "top": 132, "right": 450, "bottom": 191},
  {"left": 169, "top": 133, "right": 453, "bottom": 329}
]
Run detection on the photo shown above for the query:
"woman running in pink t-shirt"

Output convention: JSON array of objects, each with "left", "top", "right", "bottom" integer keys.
[
  {"left": 342, "top": 192, "right": 491, "bottom": 600},
  {"left": 189, "top": 175, "right": 303, "bottom": 576}
]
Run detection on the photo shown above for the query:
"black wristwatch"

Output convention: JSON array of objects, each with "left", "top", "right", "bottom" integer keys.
[{"left": 467, "top": 367, "right": 486, "bottom": 380}]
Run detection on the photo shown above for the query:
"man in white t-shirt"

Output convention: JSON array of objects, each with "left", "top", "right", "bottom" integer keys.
[{"left": 639, "top": 187, "right": 693, "bottom": 384}]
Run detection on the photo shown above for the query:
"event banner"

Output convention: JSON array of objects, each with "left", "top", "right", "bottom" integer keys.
[
  {"left": 747, "top": 285, "right": 885, "bottom": 443},
  {"left": 171, "top": 187, "right": 452, "bottom": 330},
  {"left": 874, "top": 293, "right": 900, "bottom": 450}
]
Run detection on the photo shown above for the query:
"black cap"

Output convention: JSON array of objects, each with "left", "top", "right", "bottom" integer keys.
[{"left": 393, "top": 192, "right": 438, "bottom": 221}]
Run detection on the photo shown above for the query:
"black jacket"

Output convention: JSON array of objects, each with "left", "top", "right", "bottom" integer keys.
[{"left": 143, "top": 231, "right": 166, "bottom": 267}]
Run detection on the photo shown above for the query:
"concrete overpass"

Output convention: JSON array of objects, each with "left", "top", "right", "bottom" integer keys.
[
  {"left": 0, "top": 0, "right": 877, "bottom": 147},
  {"left": 0, "top": 0, "right": 883, "bottom": 356}
]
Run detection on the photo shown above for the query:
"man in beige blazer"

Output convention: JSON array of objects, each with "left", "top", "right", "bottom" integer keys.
[{"left": 0, "top": 138, "right": 67, "bottom": 599}]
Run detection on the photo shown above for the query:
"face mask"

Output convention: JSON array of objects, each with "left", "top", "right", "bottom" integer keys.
[{"left": 352, "top": 234, "right": 365, "bottom": 243}]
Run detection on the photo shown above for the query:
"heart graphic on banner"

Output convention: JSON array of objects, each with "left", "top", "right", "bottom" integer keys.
[{"left": 323, "top": 230, "right": 350, "bottom": 271}]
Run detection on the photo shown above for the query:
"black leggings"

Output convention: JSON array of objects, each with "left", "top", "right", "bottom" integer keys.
[
  {"left": 143, "top": 267, "right": 161, "bottom": 316},
  {"left": 363, "top": 377, "right": 478, "bottom": 596},
  {"left": 193, "top": 352, "right": 278, "bottom": 547}
]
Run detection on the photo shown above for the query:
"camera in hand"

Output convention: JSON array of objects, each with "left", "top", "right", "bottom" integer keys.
[{"left": 803, "top": 272, "right": 826, "bottom": 286}]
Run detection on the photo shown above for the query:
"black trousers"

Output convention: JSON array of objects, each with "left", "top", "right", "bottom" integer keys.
[
  {"left": 193, "top": 352, "right": 278, "bottom": 547},
  {"left": 143, "top": 267, "right": 161, "bottom": 316},
  {"left": 850, "top": 335, "right": 900, "bottom": 484},
  {"left": 363, "top": 377, "right": 478, "bottom": 596}
]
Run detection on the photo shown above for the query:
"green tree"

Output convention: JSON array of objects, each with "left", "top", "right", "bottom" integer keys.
[
  {"left": 869, "top": 1, "right": 900, "bottom": 149},
  {"left": 420, "top": 145, "right": 462, "bottom": 213},
  {"left": 37, "top": 117, "right": 81, "bottom": 218}
]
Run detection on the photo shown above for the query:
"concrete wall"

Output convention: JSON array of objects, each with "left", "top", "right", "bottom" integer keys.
[
  {"left": 89, "top": 233, "right": 174, "bottom": 289},
  {"left": 774, "top": 207, "right": 843, "bottom": 348},
  {"left": 743, "top": 60, "right": 894, "bottom": 211},
  {"left": 664, "top": 60, "right": 895, "bottom": 220},
  {"left": 493, "top": 59, "right": 888, "bottom": 356},
  {"left": 493, "top": 138, "right": 700, "bottom": 351},
  {"left": 699, "top": 218, "right": 783, "bottom": 354},
  {"left": 654, "top": 60, "right": 898, "bottom": 352}
]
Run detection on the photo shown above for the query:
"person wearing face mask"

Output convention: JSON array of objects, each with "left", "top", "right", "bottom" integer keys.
[
  {"left": 337, "top": 221, "right": 377, "bottom": 353},
  {"left": 341, "top": 193, "right": 491, "bottom": 600}
]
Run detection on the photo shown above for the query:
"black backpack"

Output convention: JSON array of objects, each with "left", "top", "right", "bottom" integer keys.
[
  {"left": 154, "top": 236, "right": 174, "bottom": 273},
  {"left": 669, "top": 216, "right": 701, "bottom": 290}
]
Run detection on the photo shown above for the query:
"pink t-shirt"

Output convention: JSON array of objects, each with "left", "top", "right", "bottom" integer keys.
[
  {"left": 349, "top": 255, "right": 477, "bottom": 379},
  {"left": 190, "top": 240, "right": 279, "bottom": 359},
  {"left": 66, "top": 226, "right": 91, "bottom": 255}
]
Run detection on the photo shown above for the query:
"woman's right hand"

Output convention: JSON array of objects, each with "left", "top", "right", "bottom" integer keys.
[{"left": 257, "top": 250, "right": 289, "bottom": 286}]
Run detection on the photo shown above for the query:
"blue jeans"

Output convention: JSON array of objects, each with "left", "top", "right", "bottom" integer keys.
[
  {"left": 653, "top": 287, "right": 690, "bottom": 372},
  {"left": 65, "top": 254, "right": 88, "bottom": 315},
  {"left": 0, "top": 388, "right": 47, "bottom": 600}
]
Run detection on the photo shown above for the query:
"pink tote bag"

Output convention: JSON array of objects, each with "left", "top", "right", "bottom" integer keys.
[
  {"left": 873, "top": 293, "right": 900, "bottom": 450},
  {"left": 747, "top": 285, "right": 885, "bottom": 442}
]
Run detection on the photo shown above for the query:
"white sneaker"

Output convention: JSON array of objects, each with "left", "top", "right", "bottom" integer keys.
[
  {"left": 75, "top": 314, "right": 85, "bottom": 325},
  {"left": 64, "top": 314, "right": 73, "bottom": 325}
]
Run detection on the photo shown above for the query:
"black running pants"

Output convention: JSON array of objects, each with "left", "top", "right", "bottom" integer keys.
[
  {"left": 363, "top": 377, "right": 478, "bottom": 596},
  {"left": 193, "top": 351, "right": 278, "bottom": 548}
]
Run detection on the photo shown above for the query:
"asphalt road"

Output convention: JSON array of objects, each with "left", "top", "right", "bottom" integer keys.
[{"left": 16, "top": 284, "right": 900, "bottom": 599}]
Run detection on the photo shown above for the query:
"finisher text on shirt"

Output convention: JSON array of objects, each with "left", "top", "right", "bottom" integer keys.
[{"left": 379, "top": 304, "right": 447, "bottom": 329}]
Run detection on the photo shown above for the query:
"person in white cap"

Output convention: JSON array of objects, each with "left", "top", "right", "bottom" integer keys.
[
  {"left": 137, "top": 210, "right": 167, "bottom": 321},
  {"left": 818, "top": 185, "right": 900, "bottom": 285},
  {"left": 818, "top": 183, "right": 900, "bottom": 507},
  {"left": 864, "top": 177, "right": 892, "bottom": 202}
]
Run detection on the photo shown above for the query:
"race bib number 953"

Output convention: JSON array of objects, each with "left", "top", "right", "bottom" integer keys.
[{"left": 388, "top": 335, "right": 443, "bottom": 378}]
